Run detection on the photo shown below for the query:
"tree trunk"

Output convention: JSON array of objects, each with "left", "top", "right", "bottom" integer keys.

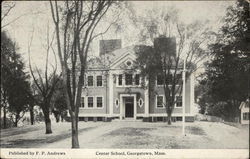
[
  {"left": 56, "top": 115, "right": 60, "bottom": 123},
  {"left": 61, "top": 114, "right": 64, "bottom": 122},
  {"left": 167, "top": 108, "right": 172, "bottom": 125},
  {"left": 43, "top": 109, "right": 52, "bottom": 134},
  {"left": 3, "top": 105, "right": 7, "bottom": 129},
  {"left": 15, "top": 114, "right": 20, "bottom": 127},
  {"left": 71, "top": 114, "right": 79, "bottom": 148},
  {"left": 167, "top": 114, "right": 172, "bottom": 125},
  {"left": 30, "top": 106, "right": 34, "bottom": 125},
  {"left": 45, "top": 115, "right": 52, "bottom": 134}
]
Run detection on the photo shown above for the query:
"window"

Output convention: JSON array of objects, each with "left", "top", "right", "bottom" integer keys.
[
  {"left": 245, "top": 103, "right": 249, "bottom": 108},
  {"left": 80, "top": 97, "right": 84, "bottom": 108},
  {"left": 156, "top": 96, "right": 164, "bottom": 108},
  {"left": 96, "top": 97, "right": 103, "bottom": 108},
  {"left": 88, "top": 76, "right": 93, "bottom": 86},
  {"left": 118, "top": 74, "right": 123, "bottom": 86},
  {"left": 135, "top": 74, "right": 140, "bottom": 85},
  {"left": 115, "top": 98, "right": 119, "bottom": 107},
  {"left": 176, "top": 96, "right": 182, "bottom": 107},
  {"left": 167, "top": 74, "right": 173, "bottom": 83},
  {"left": 88, "top": 97, "right": 94, "bottom": 108},
  {"left": 125, "top": 74, "right": 133, "bottom": 85},
  {"left": 157, "top": 75, "right": 164, "bottom": 85},
  {"left": 243, "top": 112, "right": 249, "bottom": 120},
  {"left": 96, "top": 76, "right": 102, "bottom": 86},
  {"left": 126, "top": 60, "right": 132, "bottom": 66},
  {"left": 176, "top": 73, "right": 182, "bottom": 83},
  {"left": 138, "top": 98, "right": 143, "bottom": 107}
]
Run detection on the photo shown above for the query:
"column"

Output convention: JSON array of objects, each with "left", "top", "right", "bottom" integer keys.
[{"left": 109, "top": 72, "right": 113, "bottom": 117}]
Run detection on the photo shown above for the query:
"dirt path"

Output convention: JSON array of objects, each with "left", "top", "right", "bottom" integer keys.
[
  {"left": 42, "top": 122, "right": 126, "bottom": 148},
  {"left": 1, "top": 121, "right": 249, "bottom": 149}
]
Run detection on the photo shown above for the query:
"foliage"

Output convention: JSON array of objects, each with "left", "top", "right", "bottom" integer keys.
[
  {"left": 0, "top": 117, "right": 14, "bottom": 129},
  {"left": 1, "top": 31, "right": 31, "bottom": 127},
  {"left": 198, "top": 0, "right": 249, "bottom": 120}
]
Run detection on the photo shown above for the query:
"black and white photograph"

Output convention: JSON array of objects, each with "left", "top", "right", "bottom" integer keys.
[{"left": 1, "top": 0, "right": 249, "bottom": 158}]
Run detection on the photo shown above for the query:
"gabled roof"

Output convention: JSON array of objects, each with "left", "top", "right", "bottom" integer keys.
[
  {"left": 239, "top": 99, "right": 249, "bottom": 109},
  {"left": 87, "top": 46, "right": 136, "bottom": 70}
]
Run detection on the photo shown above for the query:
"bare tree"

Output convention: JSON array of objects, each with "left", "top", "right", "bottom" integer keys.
[
  {"left": 1, "top": 2, "right": 43, "bottom": 29},
  {"left": 134, "top": 7, "right": 213, "bottom": 124},
  {"left": 50, "top": 1, "right": 119, "bottom": 148},
  {"left": 1, "top": 2, "right": 16, "bottom": 25},
  {"left": 28, "top": 26, "right": 60, "bottom": 134}
]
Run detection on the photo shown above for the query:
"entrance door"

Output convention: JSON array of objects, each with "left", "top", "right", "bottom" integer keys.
[{"left": 125, "top": 97, "right": 134, "bottom": 118}]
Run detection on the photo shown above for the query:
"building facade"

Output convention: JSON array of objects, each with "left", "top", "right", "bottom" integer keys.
[
  {"left": 79, "top": 39, "right": 195, "bottom": 122},
  {"left": 239, "top": 99, "right": 249, "bottom": 124}
]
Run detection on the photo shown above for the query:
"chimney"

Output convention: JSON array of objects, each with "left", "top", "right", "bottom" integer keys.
[
  {"left": 99, "top": 39, "right": 122, "bottom": 56},
  {"left": 154, "top": 36, "right": 176, "bottom": 56}
]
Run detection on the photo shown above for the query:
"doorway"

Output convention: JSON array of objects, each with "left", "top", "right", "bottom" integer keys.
[{"left": 125, "top": 97, "right": 134, "bottom": 118}]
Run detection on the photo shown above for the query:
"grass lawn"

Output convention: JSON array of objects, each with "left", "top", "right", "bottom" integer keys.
[{"left": 0, "top": 121, "right": 249, "bottom": 149}]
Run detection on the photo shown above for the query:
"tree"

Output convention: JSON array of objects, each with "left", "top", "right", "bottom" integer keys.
[
  {"left": 50, "top": 1, "right": 120, "bottom": 148},
  {"left": 8, "top": 76, "right": 31, "bottom": 127},
  {"left": 28, "top": 83, "right": 37, "bottom": 125},
  {"left": 199, "top": 0, "right": 249, "bottom": 121},
  {"left": 1, "top": 1, "right": 15, "bottom": 29},
  {"left": 29, "top": 69, "right": 60, "bottom": 133},
  {"left": 28, "top": 26, "right": 60, "bottom": 134},
  {"left": 1, "top": 31, "right": 32, "bottom": 127},
  {"left": 133, "top": 7, "right": 212, "bottom": 124},
  {"left": 52, "top": 78, "right": 68, "bottom": 123},
  {"left": 1, "top": 31, "right": 14, "bottom": 128}
]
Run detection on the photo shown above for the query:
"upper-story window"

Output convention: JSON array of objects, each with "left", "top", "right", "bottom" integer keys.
[
  {"left": 156, "top": 95, "right": 164, "bottom": 108},
  {"left": 96, "top": 75, "right": 102, "bottom": 87},
  {"left": 125, "top": 74, "right": 133, "bottom": 85},
  {"left": 157, "top": 75, "right": 164, "bottom": 85},
  {"left": 167, "top": 74, "right": 173, "bottom": 83},
  {"left": 176, "top": 73, "right": 182, "bottom": 83},
  {"left": 118, "top": 74, "right": 123, "bottom": 86},
  {"left": 176, "top": 96, "right": 182, "bottom": 107},
  {"left": 88, "top": 97, "right": 94, "bottom": 108},
  {"left": 87, "top": 76, "right": 93, "bottom": 86},
  {"left": 96, "top": 97, "right": 103, "bottom": 108},
  {"left": 135, "top": 74, "right": 140, "bottom": 85}
]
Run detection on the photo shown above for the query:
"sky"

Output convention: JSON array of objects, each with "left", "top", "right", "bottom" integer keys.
[{"left": 2, "top": 1, "right": 235, "bottom": 73}]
